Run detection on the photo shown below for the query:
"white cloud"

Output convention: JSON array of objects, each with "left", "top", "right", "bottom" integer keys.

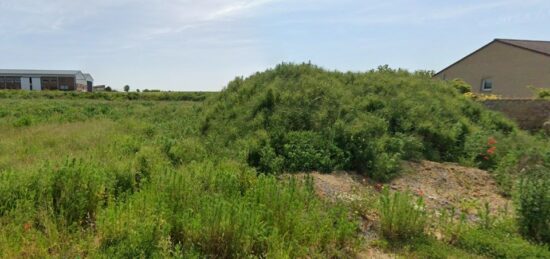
[
  {"left": 0, "top": 0, "right": 281, "bottom": 35},
  {"left": 206, "top": 0, "right": 280, "bottom": 20}
]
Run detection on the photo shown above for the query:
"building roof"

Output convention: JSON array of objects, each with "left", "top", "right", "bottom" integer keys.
[
  {"left": 83, "top": 73, "right": 94, "bottom": 81},
  {"left": 0, "top": 69, "right": 84, "bottom": 76},
  {"left": 435, "top": 39, "right": 550, "bottom": 76},
  {"left": 496, "top": 39, "right": 550, "bottom": 57}
]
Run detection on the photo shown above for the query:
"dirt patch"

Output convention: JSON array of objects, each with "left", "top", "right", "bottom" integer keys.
[
  {"left": 296, "top": 160, "right": 511, "bottom": 221},
  {"left": 356, "top": 248, "right": 397, "bottom": 259},
  {"left": 301, "top": 171, "right": 367, "bottom": 202},
  {"left": 291, "top": 160, "right": 512, "bottom": 257},
  {"left": 393, "top": 161, "right": 512, "bottom": 218},
  {"left": 294, "top": 161, "right": 513, "bottom": 259}
]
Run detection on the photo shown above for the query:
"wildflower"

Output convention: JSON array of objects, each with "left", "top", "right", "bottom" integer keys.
[
  {"left": 23, "top": 222, "right": 32, "bottom": 232},
  {"left": 483, "top": 156, "right": 490, "bottom": 160},
  {"left": 417, "top": 189, "right": 424, "bottom": 196},
  {"left": 487, "top": 146, "right": 497, "bottom": 155},
  {"left": 487, "top": 137, "right": 497, "bottom": 146}
]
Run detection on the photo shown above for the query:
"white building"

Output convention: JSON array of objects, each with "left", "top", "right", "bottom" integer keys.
[{"left": 0, "top": 69, "right": 94, "bottom": 92}]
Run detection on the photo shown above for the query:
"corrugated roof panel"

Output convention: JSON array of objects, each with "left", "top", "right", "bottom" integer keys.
[
  {"left": 83, "top": 73, "right": 94, "bottom": 81},
  {"left": 0, "top": 69, "right": 83, "bottom": 75}
]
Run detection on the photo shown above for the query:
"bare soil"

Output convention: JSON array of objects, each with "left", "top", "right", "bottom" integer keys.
[
  {"left": 393, "top": 161, "right": 512, "bottom": 218},
  {"left": 299, "top": 160, "right": 512, "bottom": 219},
  {"left": 291, "top": 160, "right": 512, "bottom": 258}
]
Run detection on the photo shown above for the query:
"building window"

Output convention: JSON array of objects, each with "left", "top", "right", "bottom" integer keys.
[{"left": 481, "top": 79, "right": 493, "bottom": 91}]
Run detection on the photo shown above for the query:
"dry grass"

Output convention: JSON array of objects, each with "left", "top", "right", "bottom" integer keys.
[{"left": 0, "top": 120, "right": 123, "bottom": 171}]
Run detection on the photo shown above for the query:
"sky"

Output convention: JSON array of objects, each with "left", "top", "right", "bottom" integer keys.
[{"left": 1, "top": 0, "right": 550, "bottom": 91}]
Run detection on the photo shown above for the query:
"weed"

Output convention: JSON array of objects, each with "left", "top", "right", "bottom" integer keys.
[{"left": 379, "top": 188, "right": 427, "bottom": 243}]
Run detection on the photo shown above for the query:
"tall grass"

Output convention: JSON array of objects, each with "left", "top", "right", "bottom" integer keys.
[
  {"left": 0, "top": 94, "right": 360, "bottom": 257},
  {"left": 0, "top": 89, "right": 216, "bottom": 101},
  {"left": 379, "top": 188, "right": 427, "bottom": 243},
  {"left": 97, "top": 161, "right": 359, "bottom": 258}
]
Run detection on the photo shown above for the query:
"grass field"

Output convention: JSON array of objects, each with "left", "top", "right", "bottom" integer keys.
[
  {"left": 0, "top": 96, "right": 362, "bottom": 258},
  {"left": 0, "top": 64, "right": 548, "bottom": 258}
]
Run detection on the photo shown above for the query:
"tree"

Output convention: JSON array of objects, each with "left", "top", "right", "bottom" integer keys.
[
  {"left": 136, "top": 89, "right": 140, "bottom": 93},
  {"left": 124, "top": 85, "right": 130, "bottom": 92},
  {"left": 105, "top": 86, "right": 112, "bottom": 92}
]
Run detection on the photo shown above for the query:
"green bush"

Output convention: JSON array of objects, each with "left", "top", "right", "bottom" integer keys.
[
  {"left": 531, "top": 86, "right": 550, "bottom": 99},
  {"left": 247, "top": 144, "right": 284, "bottom": 174},
  {"left": 517, "top": 167, "right": 550, "bottom": 244},
  {"left": 379, "top": 189, "right": 427, "bottom": 243},
  {"left": 281, "top": 131, "right": 345, "bottom": 173},
  {"left": 202, "top": 63, "right": 524, "bottom": 180},
  {"left": 450, "top": 78, "right": 472, "bottom": 94},
  {"left": 13, "top": 115, "right": 32, "bottom": 127}
]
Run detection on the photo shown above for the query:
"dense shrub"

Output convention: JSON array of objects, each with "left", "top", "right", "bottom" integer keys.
[
  {"left": 450, "top": 78, "right": 472, "bottom": 94},
  {"left": 202, "top": 63, "right": 522, "bottom": 181},
  {"left": 517, "top": 167, "right": 550, "bottom": 244},
  {"left": 280, "top": 131, "right": 345, "bottom": 173},
  {"left": 530, "top": 86, "right": 550, "bottom": 99}
]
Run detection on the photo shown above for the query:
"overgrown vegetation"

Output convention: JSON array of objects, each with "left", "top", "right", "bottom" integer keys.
[
  {"left": 0, "top": 93, "right": 357, "bottom": 257},
  {"left": 0, "top": 63, "right": 549, "bottom": 257},
  {"left": 202, "top": 64, "right": 547, "bottom": 186},
  {"left": 0, "top": 89, "right": 216, "bottom": 101},
  {"left": 518, "top": 166, "right": 550, "bottom": 244},
  {"left": 529, "top": 85, "right": 550, "bottom": 99},
  {"left": 379, "top": 189, "right": 427, "bottom": 243}
]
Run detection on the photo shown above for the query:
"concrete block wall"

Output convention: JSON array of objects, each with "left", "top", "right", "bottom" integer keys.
[{"left": 483, "top": 99, "right": 550, "bottom": 131}]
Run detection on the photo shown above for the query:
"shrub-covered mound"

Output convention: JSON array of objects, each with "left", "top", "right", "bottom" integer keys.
[{"left": 202, "top": 63, "right": 538, "bottom": 181}]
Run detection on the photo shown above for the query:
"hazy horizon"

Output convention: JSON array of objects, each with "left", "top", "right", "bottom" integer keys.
[{"left": 1, "top": 0, "right": 550, "bottom": 91}]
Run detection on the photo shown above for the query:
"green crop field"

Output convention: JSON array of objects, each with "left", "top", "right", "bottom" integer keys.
[{"left": 0, "top": 64, "right": 548, "bottom": 258}]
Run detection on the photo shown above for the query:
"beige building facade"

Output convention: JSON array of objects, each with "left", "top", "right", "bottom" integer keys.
[{"left": 435, "top": 39, "right": 550, "bottom": 99}]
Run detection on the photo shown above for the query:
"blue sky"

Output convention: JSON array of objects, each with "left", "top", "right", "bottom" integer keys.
[{"left": 1, "top": 0, "right": 550, "bottom": 91}]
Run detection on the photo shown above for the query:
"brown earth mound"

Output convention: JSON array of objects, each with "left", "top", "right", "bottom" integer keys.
[
  {"left": 299, "top": 160, "right": 512, "bottom": 220},
  {"left": 394, "top": 161, "right": 512, "bottom": 218},
  {"left": 293, "top": 160, "right": 512, "bottom": 258}
]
